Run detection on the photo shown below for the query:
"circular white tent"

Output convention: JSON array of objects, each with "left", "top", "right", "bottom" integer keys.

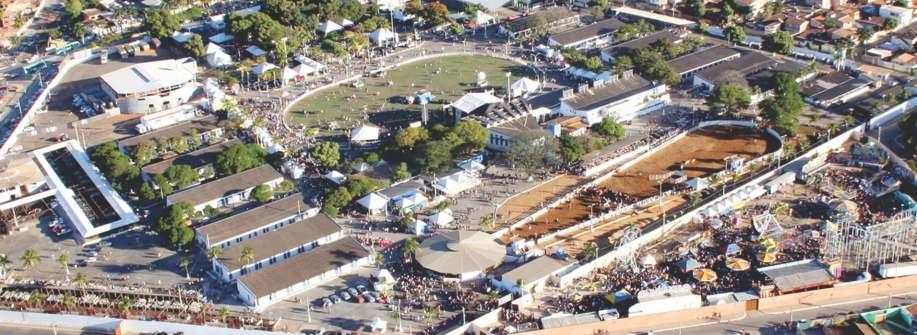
[{"left": 416, "top": 231, "right": 505, "bottom": 281}]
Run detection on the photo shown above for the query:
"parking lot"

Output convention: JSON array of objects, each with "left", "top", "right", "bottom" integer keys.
[
  {"left": 0, "top": 212, "right": 192, "bottom": 290},
  {"left": 12, "top": 48, "right": 178, "bottom": 152},
  {"left": 263, "top": 266, "right": 429, "bottom": 333}
]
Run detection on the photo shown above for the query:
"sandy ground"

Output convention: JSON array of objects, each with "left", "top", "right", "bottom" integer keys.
[
  {"left": 496, "top": 174, "right": 583, "bottom": 225},
  {"left": 502, "top": 126, "right": 781, "bottom": 242}
]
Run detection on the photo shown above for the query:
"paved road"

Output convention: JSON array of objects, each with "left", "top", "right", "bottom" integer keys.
[
  {"left": 651, "top": 291, "right": 917, "bottom": 335},
  {"left": 0, "top": 324, "right": 109, "bottom": 335}
]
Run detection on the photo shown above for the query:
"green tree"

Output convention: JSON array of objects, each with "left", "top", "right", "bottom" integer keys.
[
  {"left": 402, "top": 238, "right": 419, "bottom": 259},
  {"left": 706, "top": 84, "right": 751, "bottom": 116},
  {"left": 311, "top": 142, "right": 341, "bottom": 168},
  {"left": 449, "top": 121, "right": 489, "bottom": 154},
  {"left": 416, "top": 140, "right": 452, "bottom": 174},
  {"left": 219, "top": 306, "right": 231, "bottom": 323},
  {"left": 689, "top": 0, "right": 706, "bottom": 17},
  {"left": 763, "top": 32, "right": 794, "bottom": 54},
  {"left": 505, "top": 130, "right": 556, "bottom": 176},
  {"left": 900, "top": 112, "right": 917, "bottom": 156},
  {"left": 20, "top": 249, "right": 40, "bottom": 269},
  {"left": 345, "top": 175, "right": 383, "bottom": 198},
  {"left": 583, "top": 56, "right": 603, "bottom": 72},
  {"left": 883, "top": 18, "right": 898, "bottom": 31},
  {"left": 857, "top": 27, "right": 875, "bottom": 43},
  {"left": 139, "top": 182, "right": 158, "bottom": 201},
  {"left": 250, "top": 184, "right": 274, "bottom": 203},
  {"left": 592, "top": 117, "right": 626, "bottom": 139},
  {"left": 144, "top": 8, "right": 181, "bottom": 39},
  {"left": 57, "top": 253, "right": 70, "bottom": 277},
  {"left": 73, "top": 272, "right": 89, "bottom": 291},
  {"left": 91, "top": 141, "right": 142, "bottom": 193},
  {"left": 154, "top": 203, "right": 196, "bottom": 247},
  {"left": 724, "top": 25, "right": 746, "bottom": 43},
  {"left": 64, "top": 0, "right": 83, "bottom": 21},
  {"left": 323, "top": 187, "right": 352, "bottom": 216},
  {"left": 168, "top": 136, "right": 190, "bottom": 153},
  {"left": 240, "top": 246, "right": 255, "bottom": 265},
  {"left": 720, "top": 3, "right": 735, "bottom": 24},
  {"left": 132, "top": 141, "right": 159, "bottom": 167},
  {"left": 215, "top": 143, "right": 268, "bottom": 175},
  {"left": 421, "top": 2, "right": 451, "bottom": 26},
  {"left": 558, "top": 134, "right": 585, "bottom": 162},
  {"left": 761, "top": 72, "right": 805, "bottom": 135},
  {"left": 0, "top": 255, "right": 11, "bottom": 274},
  {"left": 275, "top": 180, "right": 295, "bottom": 194},
  {"left": 182, "top": 34, "right": 206, "bottom": 58},
  {"left": 207, "top": 246, "right": 223, "bottom": 263},
  {"left": 164, "top": 164, "right": 198, "bottom": 190},
  {"left": 394, "top": 127, "right": 429, "bottom": 151},
  {"left": 391, "top": 162, "right": 411, "bottom": 181},
  {"left": 449, "top": 22, "right": 465, "bottom": 35},
  {"left": 152, "top": 175, "right": 174, "bottom": 195},
  {"left": 632, "top": 49, "right": 680, "bottom": 85},
  {"left": 823, "top": 18, "right": 840, "bottom": 29}
]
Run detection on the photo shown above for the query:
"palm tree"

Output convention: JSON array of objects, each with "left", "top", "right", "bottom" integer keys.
[
  {"left": 423, "top": 304, "right": 439, "bottom": 323},
  {"left": 20, "top": 249, "right": 40, "bottom": 269},
  {"left": 238, "top": 59, "right": 254, "bottom": 86},
  {"left": 487, "top": 290, "right": 501, "bottom": 302},
  {"left": 240, "top": 246, "right": 255, "bottom": 266},
  {"left": 402, "top": 238, "right": 419, "bottom": 260},
  {"left": 57, "top": 253, "right": 70, "bottom": 279},
  {"left": 117, "top": 297, "right": 133, "bottom": 317},
  {"left": 180, "top": 257, "right": 191, "bottom": 280},
  {"left": 218, "top": 306, "right": 230, "bottom": 323},
  {"left": 390, "top": 309, "right": 402, "bottom": 331},
  {"left": 207, "top": 247, "right": 222, "bottom": 264},
  {"left": 28, "top": 290, "right": 46, "bottom": 309},
  {"left": 62, "top": 294, "right": 76, "bottom": 313},
  {"left": 73, "top": 272, "right": 89, "bottom": 294},
  {"left": 0, "top": 254, "right": 11, "bottom": 274}
]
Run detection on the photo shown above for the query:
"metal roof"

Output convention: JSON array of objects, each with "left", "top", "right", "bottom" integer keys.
[{"left": 100, "top": 58, "right": 197, "bottom": 96}]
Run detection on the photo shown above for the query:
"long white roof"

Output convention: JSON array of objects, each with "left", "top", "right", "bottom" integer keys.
[
  {"left": 451, "top": 92, "right": 502, "bottom": 114},
  {"left": 100, "top": 58, "right": 197, "bottom": 95}
]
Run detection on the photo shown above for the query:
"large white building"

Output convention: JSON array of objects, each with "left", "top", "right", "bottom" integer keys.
[
  {"left": 195, "top": 193, "right": 318, "bottom": 250},
  {"left": 100, "top": 58, "right": 199, "bottom": 114},
  {"left": 879, "top": 5, "right": 913, "bottom": 27},
  {"left": 558, "top": 72, "right": 670, "bottom": 125}
]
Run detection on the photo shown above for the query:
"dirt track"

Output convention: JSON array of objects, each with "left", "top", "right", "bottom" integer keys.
[{"left": 501, "top": 126, "right": 780, "bottom": 242}]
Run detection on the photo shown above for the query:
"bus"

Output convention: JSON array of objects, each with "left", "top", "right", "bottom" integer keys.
[
  {"left": 52, "top": 41, "right": 80, "bottom": 56},
  {"left": 22, "top": 60, "right": 46, "bottom": 75}
]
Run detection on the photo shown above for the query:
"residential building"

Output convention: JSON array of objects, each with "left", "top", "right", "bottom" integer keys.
[
  {"left": 118, "top": 115, "right": 226, "bottom": 155},
  {"left": 99, "top": 58, "right": 199, "bottom": 114},
  {"left": 212, "top": 213, "right": 342, "bottom": 282},
  {"left": 487, "top": 115, "right": 548, "bottom": 151},
  {"left": 599, "top": 29, "right": 688, "bottom": 62},
  {"left": 879, "top": 5, "right": 913, "bottom": 27},
  {"left": 783, "top": 16, "right": 810, "bottom": 35},
  {"left": 801, "top": 72, "right": 872, "bottom": 107},
  {"left": 667, "top": 45, "right": 742, "bottom": 80},
  {"left": 558, "top": 71, "right": 670, "bottom": 125},
  {"left": 236, "top": 237, "right": 370, "bottom": 310},
  {"left": 141, "top": 139, "right": 241, "bottom": 181},
  {"left": 195, "top": 193, "right": 318, "bottom": 250},
  {"left": 499, "top": 7, "right": 581, "bottom": 40},
  {"left": 547, "top": 18, "right": 626, "bottom": 49},
  {"left": 165, "top": 164, "right": 284, "bottom": 212}
]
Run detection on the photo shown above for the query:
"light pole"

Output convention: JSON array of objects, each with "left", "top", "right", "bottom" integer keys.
[{"left": 505, "top": 71, "right": 512, "bottom": 100}]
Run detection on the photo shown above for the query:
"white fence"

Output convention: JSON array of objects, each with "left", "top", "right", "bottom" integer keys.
[{"left": 0, "top": 310, "right": 294, "bottom": 335}]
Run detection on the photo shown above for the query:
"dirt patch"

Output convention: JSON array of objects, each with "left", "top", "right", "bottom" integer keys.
[
  {"left": 502, "top": 125, "right": 780, "bottom": 242},
  {"left": 495, "top": 175, "right": 583, "bottom": 226}
]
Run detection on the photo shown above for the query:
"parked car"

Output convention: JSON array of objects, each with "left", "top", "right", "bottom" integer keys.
[
  {"left": 356, "top": 285, "right": 368, "bottom": 294},
  {"left": 329, "top": 294, "right": 342, "bottom": 304},
  {"left": 339, "top": 291, "right": 351, "bottom": 301},
  {"left": 363, "top": 292, "right": 376, "bottom": 303},
  {"left": 347, "top": 287, "right": 359, "bottom": 297},
  {"left": 320, "top": 297, "right": 332, "bottom": 307}
]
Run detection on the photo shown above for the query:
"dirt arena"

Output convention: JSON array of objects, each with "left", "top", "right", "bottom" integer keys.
[
  {"left": 501, "top": 125, "right": 780, "bottom": 242},
  {"left": 495, "top": 175, "right": 583, "bottom": 226}
]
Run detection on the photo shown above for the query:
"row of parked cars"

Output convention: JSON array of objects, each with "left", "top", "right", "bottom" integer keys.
[{"left": 319, "top": 284, "right": 387, "bottom": 308}]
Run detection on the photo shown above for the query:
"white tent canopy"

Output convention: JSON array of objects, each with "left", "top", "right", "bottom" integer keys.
[
  {"left": 251, "top": 62, "right": 277, "bottom": 75},
  {"left": 295, "top": 55, "right": 326, "bottom": 72},
  {"left": 369, "top": 28, "right": 396, "bottom": 45},
  {"left": 206, "top": 50, "right": 234, "bottom": 68},
  {"left": 205, "top": 42, "right": 225, "bottom": 55},
  {"left": 324, "top": 170, "right": 347, "bottom": 185},
  {"left": 429, "top": 209, "right": 454, "bottom": 227},
  {"left": 209, "top": 33, "right": 234, "bottom": 44},
  {"left": 358, "top": 192, "right": 388, "bottom": 214},
  {"left": 451, "top": 92, "right": 501, "bottom": 114},
  {"left": 416, "top": 231, "right": 505, "bottom": 279},
  {"left": 433, "top": 171, "right": 482, "bottom": 196},
  {"left": 350, "top": 124, "right": 381, "bottom": 143},
  {"left": 511, "top": 77, "right": 541, "bottom": 96},
  {"left": 473, "top": 10, "right": 496, "bottom": 25},
  {"left": 172, "top": 31, "right": 195, "bottom": 43},
  {"left": 318, "top": 20, "right": 343, "bottom": 35},
  {"left": 282, "top": 67, "right": 298, "bottom": 81}
]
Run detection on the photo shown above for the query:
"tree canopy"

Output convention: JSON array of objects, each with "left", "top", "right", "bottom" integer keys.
[
  {"left": 724, "top": 25, "right": 746, "bottom": 43},
  {"left": 91, "top": 142, "right": 142, "bottom": 193},
  {"left": 183, "top": 34, "right": 206, "bottom": 58},
  {"left": 706, "top": 84, "right": 751, "bottom": 116},
  {"left": 558, "top": 134, "right": 585, "bottom": 162},
  {"left": 250, "top": 184, "right": 274, "bottom": 203},
  {"left": 227, "top": 12, "right": 286, "bottom": 51},
  {"left": 154, "top": 203, "right": 195, "bottom": 247},
  {"left": 592, "top": 117, "right": 626, "bottom": 139},
  {"left": 311, "top": 141, "right": 341, "bottom": 168},
  {"left": 215, "top": 143, "right": 268, "bottom": 176},
  {"left": 763, "top": 32, "right": 794, "bottom": 54},
  {"left": 416, "top": 140, "right": 453, "bottom": 174},
  {"left": 761, "top": 72, "right": 805, "bottom": 135},
  {"left": 505, "top": 130, "right": 556, "bottom": 176},
  {"left": 164, "top": 164, "right": 198, "bottom": 190},
  {"left": 143, "top": 8, "right": 181, "bottom": 39}
]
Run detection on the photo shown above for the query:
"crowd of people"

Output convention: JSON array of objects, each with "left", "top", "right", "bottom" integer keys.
[{"left": 582, "top": 186, "right": 639, "bottom": 212}]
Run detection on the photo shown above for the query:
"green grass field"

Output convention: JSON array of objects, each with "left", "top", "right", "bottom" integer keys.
[{"left": 287, "top": 55, "right": 531, "bottom": 134}]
